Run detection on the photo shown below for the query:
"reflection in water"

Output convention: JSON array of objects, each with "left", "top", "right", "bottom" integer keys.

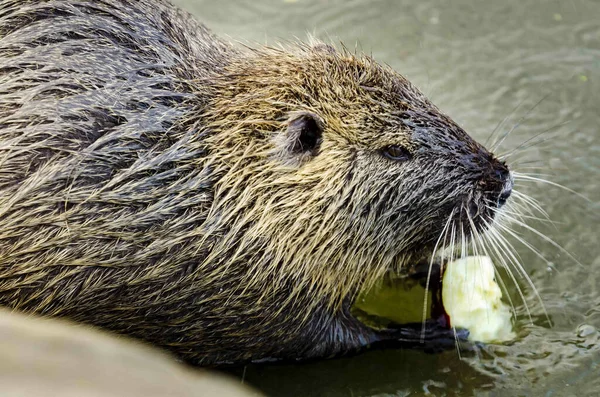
[
  {"left": 231, "top": 349, "right": 495, "bottom": 396},
  {"left": 175, "top": 0, "right": 600, "bottom": 395}
]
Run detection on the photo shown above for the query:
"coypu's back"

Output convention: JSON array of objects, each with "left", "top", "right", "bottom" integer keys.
[
  {"left": 0, "top": 0, "right": 514, "bottom": 365},
  {"left": 0, "top": 0, "right": 232, "bottom": 200},
  {"left": 0, "top": 0, "right": 241, "bottom": 362}
]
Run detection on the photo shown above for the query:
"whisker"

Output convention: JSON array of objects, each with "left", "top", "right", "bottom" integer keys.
[
  {"left": 513, "top": 172, "right": 591, "bottom": 202},
  {"left": 482, "top": 218, "right": 535, "bottom": 323},
  {"left": 485, "top": 97, "right": 529, "bottom": 148},
  {"left": 511, "top": 190, "right": 552, "bottom": 221},
  {"left": 449, "top": 222, "right": 457, "bottom": 265},
  {"left": 491, "top": 92, "right": 552, "bottom": 152},
  {"left": 502, "top": 208, "right": 561, "bottom": 229},
  {"left": 513, "top": 172, "right": 556, "bottom": 178},
  {"left": 460, "top": 215, "right": 467, "bottom": 261},
  {"left": 478, "top": 218, "right": 517, "bottom": 317},
  {"left": 498, "top": 215, "right": 584, "bottom": 268},
  {"left": 489, "top": 206, "right": 531, "bottom": 280},
  {"left": 466, "top": 205, "right": 494, "bottom": 326},
  {"left": 500, "top": 138, "right": 553, "bottom": 161},
  {"left": 512, "top": 165, "right": 549, "bottom": 171},
  {"left": 499, "top": 120, "right": 571, "bottom": 160},
  {"left": 441, "top": 221, "right": 462, "bottom": 357},
  {"left": 421, "top": 208, "right": 455, "bottom": 341},
  {"left": 510, "top": 159, "right": 546, "bottom": 169},
  {"left": 490, "top": 224, "right": 550, "bottom": 324},
  {"left": 458, "top": 216, "right": 468, "bottom": 357},
  {"left": 493, "top": 215, "right": 556, "bottom": 269},
  {"left": 453, "top": 324, "right": 462, "bottom": 360}
]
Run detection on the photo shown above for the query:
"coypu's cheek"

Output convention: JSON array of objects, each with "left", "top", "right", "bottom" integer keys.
[{"left": 351, "top": 152, "right": 436, "bottom": 220}]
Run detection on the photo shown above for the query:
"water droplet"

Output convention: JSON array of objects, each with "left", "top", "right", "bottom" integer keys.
[{"left": 577, "top": 324, "right": 596, "bottom": 338}]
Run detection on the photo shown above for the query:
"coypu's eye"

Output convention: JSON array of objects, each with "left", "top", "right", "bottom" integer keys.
[{"left": 382, "top": 145, "right": 412, "bottom": 162}]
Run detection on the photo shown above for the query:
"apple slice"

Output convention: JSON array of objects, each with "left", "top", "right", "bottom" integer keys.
[{"left": 442, "top": 256, "right": 515, "bottom": 343}]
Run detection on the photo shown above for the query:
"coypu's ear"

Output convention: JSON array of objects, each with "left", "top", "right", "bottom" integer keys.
[{"left": 272, "top": 111, "right": 324, "bottom": 165}]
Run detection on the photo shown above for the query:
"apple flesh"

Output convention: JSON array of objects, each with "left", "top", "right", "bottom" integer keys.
[{"left": 442, "top": 256, "right": 515, "bottom": 343}]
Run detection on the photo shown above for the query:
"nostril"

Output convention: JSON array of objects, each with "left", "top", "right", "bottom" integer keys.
[
  {"left": 498, "top": 190, "right": 511, "bottom": 207},
  {"left": 498, "top": 181, "right": 513, "bottom": 208},
  {"left": 495, "top": 168, "right": 509, "bottom": 181},
  {"left": 493, "top": 162, "right": 512, "bottom": 208}
]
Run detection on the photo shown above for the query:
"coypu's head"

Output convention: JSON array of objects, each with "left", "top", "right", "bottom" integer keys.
[{"left": 198, "top": 42, "right": 513, "bottom": 310}]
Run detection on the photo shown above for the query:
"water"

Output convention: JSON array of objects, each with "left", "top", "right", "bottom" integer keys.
[{"left": 174, "top": 0, "right": 600, "bottom": 395}]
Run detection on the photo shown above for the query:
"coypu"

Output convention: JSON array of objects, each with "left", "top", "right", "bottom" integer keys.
[{"left": 0, "top": 0, "right": 514, "bottom": 365}]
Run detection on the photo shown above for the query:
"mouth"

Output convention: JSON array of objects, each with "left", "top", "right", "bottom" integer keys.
[
  {"left": 351, "top": 258, "right": 450, "bottom": 336},
  {"left": 349, "top": 181, "right": 515, "bottom": 347},
  {"left": 349, "top": 255, "right": 479, "bottom": 354},
  {"left": 352, "top": 245, "right": 517, "bottom": 349}
]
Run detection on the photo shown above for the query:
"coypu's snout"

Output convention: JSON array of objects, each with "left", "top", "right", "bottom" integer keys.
[
  {"left": 464, "top": 152, "right": 514, "bottom": 233},
  {"left": 450, "top": 143, "right": 514, "bottom": 230}
]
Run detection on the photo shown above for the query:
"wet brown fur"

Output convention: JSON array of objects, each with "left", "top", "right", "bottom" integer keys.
[{"left": 0, "top": 0, "right": 511, "bottom": 365}]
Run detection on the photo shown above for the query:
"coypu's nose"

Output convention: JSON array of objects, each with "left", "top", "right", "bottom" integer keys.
[{"left": 496, "top": 170, "right": 513, "bottom": 208}]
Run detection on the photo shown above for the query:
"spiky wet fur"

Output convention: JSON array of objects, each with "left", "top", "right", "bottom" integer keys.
[{"left": 0, "top": 0, "right": 513, "bottom": 365}]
